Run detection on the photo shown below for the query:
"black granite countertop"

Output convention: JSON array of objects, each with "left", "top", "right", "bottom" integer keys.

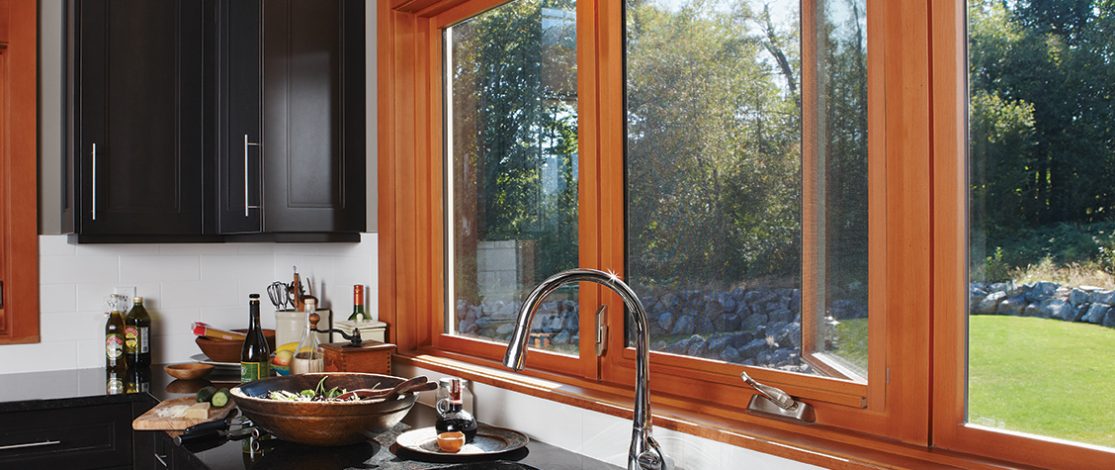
[{"left": 0, "top": 366, "right": 620, "bottom": 470}]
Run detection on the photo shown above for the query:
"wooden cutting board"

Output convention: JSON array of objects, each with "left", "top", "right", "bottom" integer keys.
[{"left": 132, "top": 397, "right": 236, "bottom": 432}]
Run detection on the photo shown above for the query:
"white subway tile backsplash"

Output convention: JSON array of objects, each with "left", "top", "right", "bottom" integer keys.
[
  {"left": 39, "top": 235, "right": 76, "bottom": 256},
  {"left": 40, "top": 284, "right": 76, "bottom": 314},
  {"left": 0, "top": 342, "right": 78, "bottom": 374},
  {"left": 120, "top": 255, "right": 200, "bottom": 282},
  {"left": 2, "top": 234, "right": 375, "bottom": 375},
  {"left": 160, "top": 280, "right": 239, "bottom": 308},
  {"left": 40, "top": 255, "right": 118, "bottom": 284},
  {"left": 75, "top": 282, "right": 160, "bottom": 312}
]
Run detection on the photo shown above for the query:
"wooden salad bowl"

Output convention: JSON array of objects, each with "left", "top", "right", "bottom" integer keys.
[
  {"left": 231, "top": 373, "right": 419, "bottom": 446},
  {"left": 195, "top": 328, "right": 275, "bottom": 363}
]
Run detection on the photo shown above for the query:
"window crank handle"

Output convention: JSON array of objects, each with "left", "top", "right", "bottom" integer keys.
[{"left": 740, "top": 371, "right": 796, "bottom": 410}]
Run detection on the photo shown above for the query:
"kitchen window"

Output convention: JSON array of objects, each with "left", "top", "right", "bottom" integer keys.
[
  {"left": 382, "top": 0, "right": 931, "bottom": 447},
  {"left": 383, "top": 0, "right": 1115, "bottom": 466}
]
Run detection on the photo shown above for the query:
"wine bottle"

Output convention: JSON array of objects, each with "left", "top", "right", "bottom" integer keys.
[
  {"left": 347, "top": 285, "right": 366, "bottom": 322},
  {"left": 241, "top": 294, "right": 272, "bottom": 382},
  {"left": 125, "top": 296, "right": 152, "bottom": 367},
  {"left": 105, "top": 310, "right": 127, "bottom": 372}
]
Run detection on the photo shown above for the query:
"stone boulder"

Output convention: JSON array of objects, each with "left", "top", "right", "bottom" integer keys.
[
  {"left": 975, "top": 291, "right": 1006, "bottom": 314},
  {"left": 1069, "top": 288, "right": 1092, "bottom": 306},
  {"left": 671, "top": 315, "right": 696, "bottom": 336},
  {"left": 714, "top": 313, "right": 742, "bottom": 332},
  {"left": 720, "top": 346, "right": 741, "bottom": 363},
  {"left": 1083, "top": 303, "right": 1111, "bottom": 324},
  {"left": 996, "top": 295, "right": 1027, "bottom": 316}
]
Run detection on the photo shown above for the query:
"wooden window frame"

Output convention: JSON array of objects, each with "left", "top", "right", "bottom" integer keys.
[
  {"left": 929, "top": 1, "right": 1115, "bottom": 468},
  {"left": 0, "top": 0, "right": 39, "bottom": 345},
  {"left": 382, "top": 0, "right": 934, "bottom": 447}
]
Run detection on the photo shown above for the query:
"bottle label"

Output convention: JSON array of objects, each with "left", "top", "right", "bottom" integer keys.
[
  {"left": 139, "top": 327, "right": 150, "bottom": 354},
  {"left": 106, "top": 334, "right": 124, "bottom": 360},
  {"left": 241, "top": 362, "right": 270, "bottom": 383},
  {"left": 125, "top": 326, "right": 138, "bottom": 353}
]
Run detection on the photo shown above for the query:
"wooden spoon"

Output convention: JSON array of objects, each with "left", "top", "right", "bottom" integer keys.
[{"left": 336, "top": 376, "right": 429, "bottom": 401}]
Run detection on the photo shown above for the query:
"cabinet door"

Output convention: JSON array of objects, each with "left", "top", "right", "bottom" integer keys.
[
  {"left": 261, "top": 0, "right": 365, "bottom": 233},
  {"left": 217, "top": 0, "right": 263, "bottom": 234},
  {"left": 77, "top": 0, "right": 206, "bottom": 235}
]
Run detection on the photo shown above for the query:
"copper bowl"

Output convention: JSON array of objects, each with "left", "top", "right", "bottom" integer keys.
[
  {"left": 231, "top": 373, "right": 418, "bottom": 446},
  {"left": 195, "top": 329, "right": 276, "bottom": 363}
]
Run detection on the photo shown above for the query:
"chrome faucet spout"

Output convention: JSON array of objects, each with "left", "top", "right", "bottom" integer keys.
[{"left": 503, "top": 268, "right": 667, "bottom": 470}]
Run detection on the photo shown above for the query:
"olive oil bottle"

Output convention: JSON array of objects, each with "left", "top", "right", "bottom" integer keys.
[
  {"left": 240, "top": 294, "right": 271, "bottom": 382},
  {"left": 125, "top": 296, "right": 151, "bottom": 367},
  {"left": 105, "top": 309, "right": 127, "bottom": 370}
]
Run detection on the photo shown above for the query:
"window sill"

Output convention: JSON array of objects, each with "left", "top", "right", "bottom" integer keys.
[{"left": 396, "top": 352, "right": 1023, "bottom": 469}]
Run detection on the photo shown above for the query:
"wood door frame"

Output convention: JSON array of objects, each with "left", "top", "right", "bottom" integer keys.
[{"left": 0, "top": 0, "right": 39, "bottom": 345}]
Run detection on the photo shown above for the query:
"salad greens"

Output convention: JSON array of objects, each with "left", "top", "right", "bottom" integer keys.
[{"left": 266, "top": 376, "right": 382, "bottom": 402}]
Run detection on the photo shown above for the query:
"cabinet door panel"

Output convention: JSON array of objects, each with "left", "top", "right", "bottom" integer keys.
[
  {"left": 262, "top": 0, "right": 364, "bottom": 233},
  {"left": 217, "top": 0, "right": 263, "bottom": 233},
  {"left": 77, "top": 0, "right": 205, "bottom": 235}
]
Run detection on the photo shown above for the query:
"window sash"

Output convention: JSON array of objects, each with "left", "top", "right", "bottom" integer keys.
[{"left": 929, "top": 0, "right": 1115, "bottom": 466}]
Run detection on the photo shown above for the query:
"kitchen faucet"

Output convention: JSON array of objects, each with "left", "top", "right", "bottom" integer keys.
[{"left": 503, "top": 268, "right": 668, "bottom": 470}]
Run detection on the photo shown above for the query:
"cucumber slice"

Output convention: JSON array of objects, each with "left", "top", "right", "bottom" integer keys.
[
  {"left": 196, "top": 386, "right": 217, "bottom": 403},
  {"left": 210, "top": 389, "right": 230, "bottom": 408}
]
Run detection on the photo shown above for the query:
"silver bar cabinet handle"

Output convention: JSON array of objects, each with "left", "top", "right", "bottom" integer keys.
[
  {"left": 243, "top": 134, "right": 261, "bottom": 217},
  {"left": 91, "top": 143, "right": 97, "bottom": 221},
  {"left": 0, "top": 440, "right": 62, "bottom": 451},
  {"left": 243, "top": 134, "right": 250, "bottom": 217}
]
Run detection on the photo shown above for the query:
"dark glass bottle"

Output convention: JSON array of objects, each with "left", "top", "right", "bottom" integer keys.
[
  {"left": 240, "top": 294, "right": 271, "bottom": 382},
  {"left": 105, "top": 310, "right": 127, "bottom": 370},
  {"left": 435, "top": 378, "right": 478, "bottom": 442},
  {"left": 125, "top": 296, "right": 152, "bottom": 367},
  {"left": 347, "top": 285, "right": 366, "bottom": 321},
  {"left": 126, "top": 366, "right": 151, "bottom": 394},
  {"left": 105, "top": 309, "right": 127, "bottom": 394}
]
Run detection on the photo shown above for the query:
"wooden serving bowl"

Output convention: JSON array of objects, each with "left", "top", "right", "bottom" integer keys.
[
  {"left": 231, "top": 373, "right": 418, "bottom": 446},
  {"left": 195, "top": 328, "right": 276, "bottom": 363},
  {"left": 164, "top": 363, "right": 214, "bottom": 381}
]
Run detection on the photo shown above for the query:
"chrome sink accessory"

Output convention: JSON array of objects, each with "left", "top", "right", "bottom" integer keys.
[
  {"left": 740, "top": 371, "right": 815, "bottom": 423},
  {"left": 503, "top": 268, "right": 668, "bottom": 470}
]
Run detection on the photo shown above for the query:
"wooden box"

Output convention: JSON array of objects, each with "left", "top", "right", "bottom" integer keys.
[{"left": 321, "top": 340, "right": 396, "bottom": 375}]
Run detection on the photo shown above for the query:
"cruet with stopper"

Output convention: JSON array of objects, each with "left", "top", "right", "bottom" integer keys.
[{"left": 290, "top": 297, "right": 325, "bottom": 374}]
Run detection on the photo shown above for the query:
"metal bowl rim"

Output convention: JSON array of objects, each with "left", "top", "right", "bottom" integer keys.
[{"left": 230, "top": 372, "right": 416, "bottom": 407}]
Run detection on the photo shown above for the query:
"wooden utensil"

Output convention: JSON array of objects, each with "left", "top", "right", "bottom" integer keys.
[{"left": 335, "top": 375, "right": 432, "bottom": 401}]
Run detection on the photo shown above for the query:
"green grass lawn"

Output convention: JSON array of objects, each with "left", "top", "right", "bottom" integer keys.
[
  {"left": 836, "top": 315, "right": 1115, "bottom": 447},
  {"left": 969, "top": 315, "right": 1115, "bottom": 447}
]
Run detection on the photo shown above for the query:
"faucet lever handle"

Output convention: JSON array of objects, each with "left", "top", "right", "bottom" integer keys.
[{"left": 740, "top": 371, "right": 796, "bottom": 410}]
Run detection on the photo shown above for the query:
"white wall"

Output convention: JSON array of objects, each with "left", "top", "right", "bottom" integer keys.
[
  {"left": 397, "top": 363, "right": 819, "bottom": 470},
  {"left": 0, "top": 234, "right": 376, "bottom": 375}
]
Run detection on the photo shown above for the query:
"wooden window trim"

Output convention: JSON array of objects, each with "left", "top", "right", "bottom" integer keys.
[
  {"left": 0, "top": 0, "right": 39, "bottom": 345},
  {"left": 929, "top": 1, "right": 1115, "bottom": 468},
  {"left": 382, "top": 0, "right": 931, "bottom": 447},
  {"left": 396, "top": 352, "right": 1025, "bottom": 470}
]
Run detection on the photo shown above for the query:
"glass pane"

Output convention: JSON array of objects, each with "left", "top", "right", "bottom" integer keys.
[
  {"left": 967, "top": 0, "right": 1115, "bottom": 448},
  {"left": 444, "top": 0, "right": 579, "bottom": 356},
  {"left": 623, "top": 0, "right": 869, "bottom": 378}
]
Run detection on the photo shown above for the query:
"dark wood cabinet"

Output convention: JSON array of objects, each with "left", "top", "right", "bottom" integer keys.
[
  {"left": 71, "top": 0, "right": 208, "bottom": 237},
  {"left": 217, "top": 0, "right": 365, "bottom": 235},
  {"left": 0, "top": 402, "right": 134, "bottom": 469},
  {"left": 66, "top": 0, "right": 365, "bottom": 242}
]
